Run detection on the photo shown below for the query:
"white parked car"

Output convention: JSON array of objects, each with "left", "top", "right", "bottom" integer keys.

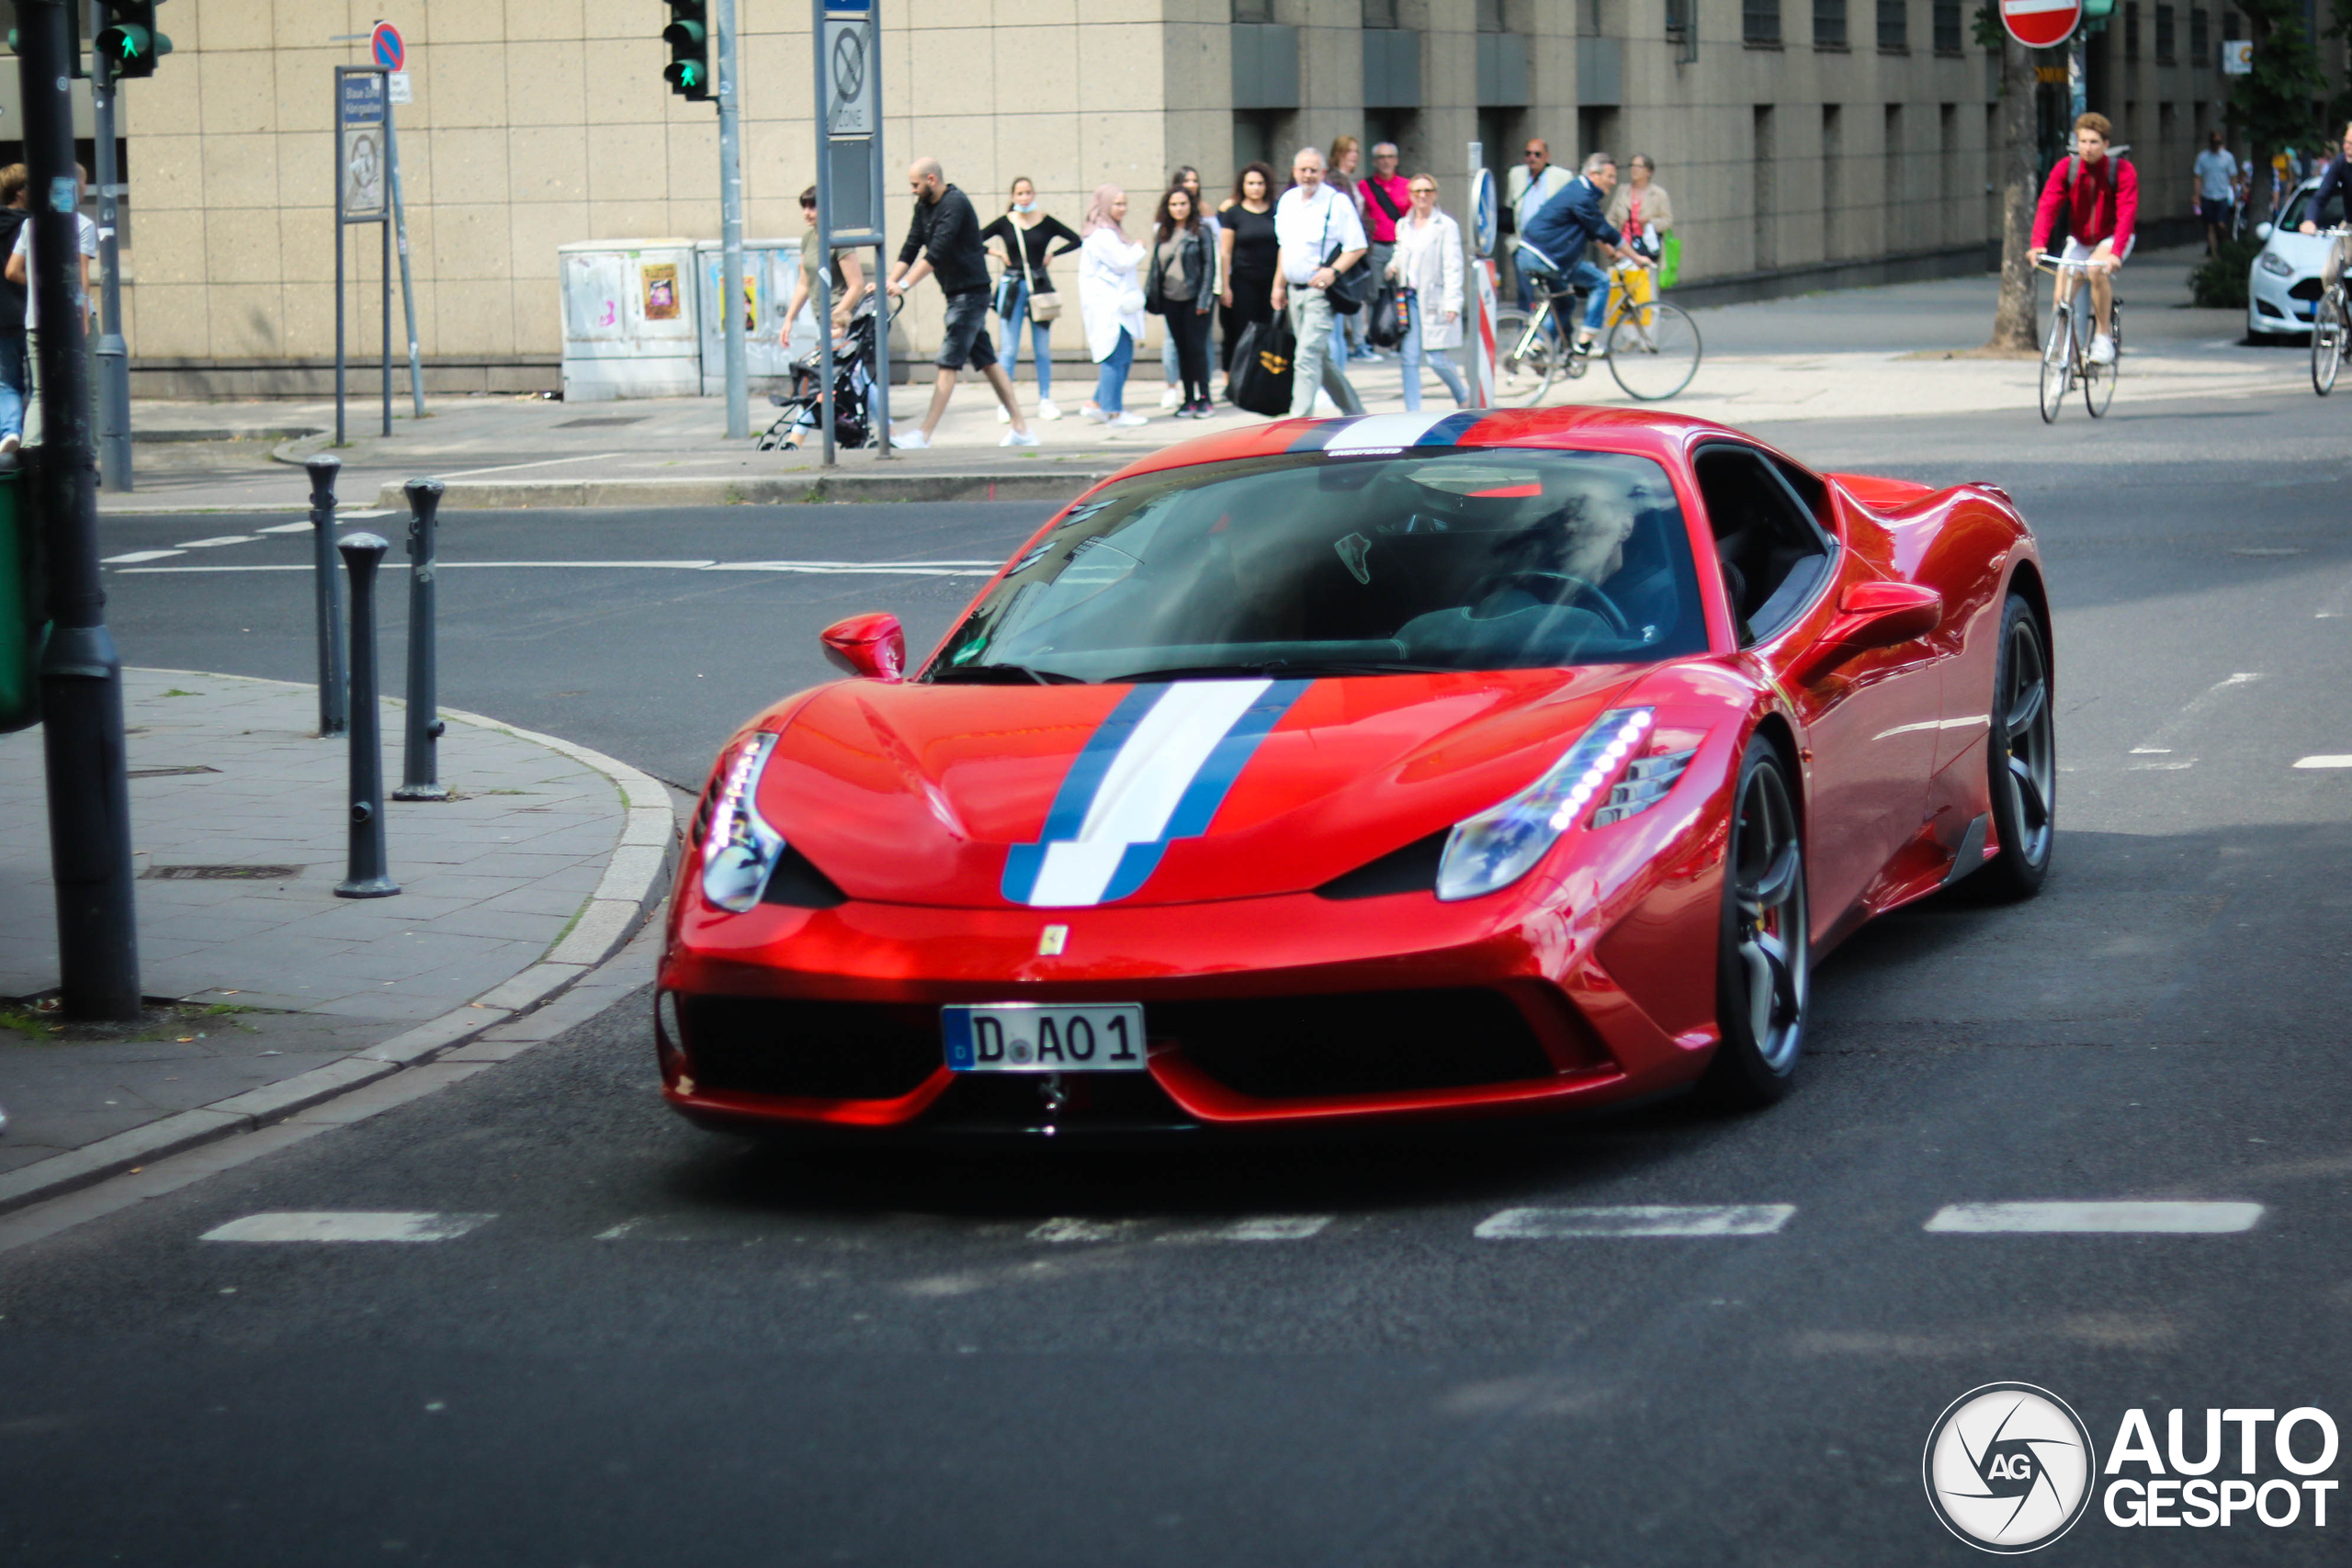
[{"left": 2247, "top": 176, "right": 2344, "bottom": 338}]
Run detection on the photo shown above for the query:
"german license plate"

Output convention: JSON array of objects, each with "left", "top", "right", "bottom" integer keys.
[{"left": 942, "top": 1003, "right": 1148, "bottom": 1073}]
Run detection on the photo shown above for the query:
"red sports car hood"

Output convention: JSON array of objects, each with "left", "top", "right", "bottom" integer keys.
[{"left": 754, "top": 669, "right": 1648, "bottom": 908}]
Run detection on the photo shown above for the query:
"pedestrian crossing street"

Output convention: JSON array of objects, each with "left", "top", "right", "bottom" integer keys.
[{"left": 195, "top": 1200, "right": 2269, "bottom": 1247}]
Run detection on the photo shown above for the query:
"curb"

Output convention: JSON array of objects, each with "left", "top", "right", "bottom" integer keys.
[
  {"left": 370, "top": 468, "right": 1110, "bottom": 511},
  {"left": 0, "top": 692, "right": 679, "bottom": 1219}
]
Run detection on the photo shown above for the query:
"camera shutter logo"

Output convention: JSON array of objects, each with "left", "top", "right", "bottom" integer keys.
[{"left": 1924, "top": 1383, "right": 2098, "bottom": 1553}]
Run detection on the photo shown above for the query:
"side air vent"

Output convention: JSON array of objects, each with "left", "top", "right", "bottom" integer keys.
[
  {"left": 1313, "top": 829, "right": 1448, "bottom": 900},
  {"left": 760, "top": 843, "right": 851, "bottom": 908}
]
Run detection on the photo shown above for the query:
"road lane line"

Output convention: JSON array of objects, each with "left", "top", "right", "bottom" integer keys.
[
  {"left": 1475, "top": 1204, "right": 1797, "bottom": 1238},
  {"left": 1029, "top": 1217, "right": 1152, "bottom": 1243},
  {"left": 174, "top": 535, "right": 263, "bottom": 548},
  {"left": 1160, "top": 1216, "right": 1334, "bottom": 1243},
  {"left": 2121, "top": 671, "right": 2264, "bottom": 766},
  {"left": 100, "top": 549, "right": 185, "bottom": 564},
  {"left": 199, "top": 1211, "right": 495, "bottom": 1243},
  {"left": 2293, "top": 755, "right": 2352, "bottom": 769},
  {"left": 1923, "top": 1201, "right": 2263, "bottom": 1234}
]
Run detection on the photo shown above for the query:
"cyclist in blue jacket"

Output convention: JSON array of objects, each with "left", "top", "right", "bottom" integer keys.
[{"left": 1515, "top": 152, "right": 1640, "bottom": 352}]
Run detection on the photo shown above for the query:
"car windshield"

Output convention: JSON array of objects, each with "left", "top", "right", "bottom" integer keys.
[
  {"left": 2280, "top": 182, "right": 2346, "bottom": 231},
  {"left": 929, "top": 449, "right": 1710, "bottom": 684}
]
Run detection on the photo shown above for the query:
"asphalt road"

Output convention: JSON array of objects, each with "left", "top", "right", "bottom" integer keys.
[{"left": 5, "top": 386, "right": 2348, "bottom": 1563}]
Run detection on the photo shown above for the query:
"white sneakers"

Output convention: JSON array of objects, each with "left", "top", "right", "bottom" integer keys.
[
  {"left": 1000, "top": 428, "right": 1040, "bottom": 446},
  {"left": 1111, "top": 412, "right": 1148, "bottom": 427},
  {"left": 1158, "top": 385, "right": 1184, "bottom": 410},
  {"left": 1036, "top": 399, "right": 1061, "bottom": 420},
  {"left": 891, "top": 427, "right": 931, "bottom": 449},
  {"left": 2089, "top": 333, "right": 2116, "bottom": 365},
  {"left": 996, "top": 404, "right": 1011, "bottom": 423}
]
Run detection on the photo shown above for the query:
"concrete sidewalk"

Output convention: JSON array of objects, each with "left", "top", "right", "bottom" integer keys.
[
  {"left": 92, "top": 248, "right": 2288, "bottom": 514},
  {"left": 0, "top": 668, "right": 677, "bottom": 1212}
]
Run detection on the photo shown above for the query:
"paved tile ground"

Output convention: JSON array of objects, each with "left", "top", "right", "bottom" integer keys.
[{"left": 0, "top": 668, "right": 639, "bottom": 1175}]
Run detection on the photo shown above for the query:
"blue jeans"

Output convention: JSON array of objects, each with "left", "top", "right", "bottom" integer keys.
[
  {"left": 1524, "top": 261, "right": 1611, "bottom": 337},
  {"left": 999, "top": 279, "right": 1055, "bottom": 398},
  {"left": 1092, "top": 327, "right": 1134, "bottom": 414},
  {"left": 0, "top": 335, "right": 25, "bottom": 440},
  {"left": 1398, "top": 294, "right": 1469, "bottom": 411}
]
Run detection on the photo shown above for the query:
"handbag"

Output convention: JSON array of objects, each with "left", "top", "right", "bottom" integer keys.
[
  {"left": 1658, "top": 231, "right": 1681, "bottom": 290},
  {"left": 1226, "top": 316, "right": 1294, "bottom": 416},
  {"left": 1029, "top": 289, "right": 1062, "bottom": 321},
  {"left": 1326, "top": 242, "right": 1375, "bottom": 315},
  {"left": 1365, "top": 283, "right": 1405, "bottom": 348}
]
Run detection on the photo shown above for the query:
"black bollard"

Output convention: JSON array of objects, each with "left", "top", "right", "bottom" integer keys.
[
  {"left": 393, "top": 478, "right": 447, "bottom": 801},
  {"left": 305, "top": 454, "right": 348, "bottom": 737},
  {"left": 335, "top": 533, "right": 399, "bottom": 899}
]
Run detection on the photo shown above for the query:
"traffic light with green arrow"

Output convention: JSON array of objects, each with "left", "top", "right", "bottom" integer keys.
[
  {"left": 96, "top": 0, "right": 172, "bottom": 78},
  {"left": 663, "top": 0, "right": 711, "bottom": 101}
]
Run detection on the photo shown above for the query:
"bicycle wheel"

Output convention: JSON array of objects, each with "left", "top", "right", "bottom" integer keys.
[
  {"left": 1492, "top": 309, "right": 1562, "bottom": 406},
  {"left": 2084, "top": 305, "right": 2118, "bottom": 418},
  {"left": 2313, "top": 291, "right": 2346, "bottom": 396},
  {"left": 2038, "top": 307, "right": 2073, "bottom": 424},
  {"left": 1605, "top": 300, "right": 1702, "bottom": 400}
]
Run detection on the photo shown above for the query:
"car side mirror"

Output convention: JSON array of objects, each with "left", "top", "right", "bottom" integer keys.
[
  {"left": 1792, "top": 581, "right": 1941, "bottom": 682},
  {"left": 2255, "top": 221, "right": 2275, "bottom": 242},
  {"left": 820, "top": 613, "right": 907, "bottom": 682}
]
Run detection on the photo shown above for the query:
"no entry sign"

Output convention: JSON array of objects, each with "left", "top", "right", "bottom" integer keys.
[{"left": 2000, "top": 0, "right": 2080, "bottom": 49}]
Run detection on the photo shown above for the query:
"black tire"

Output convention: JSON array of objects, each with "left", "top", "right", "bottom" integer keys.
[
  {"left": 2038, "top": 309, "right": 2073, "bottom": 424},
  {"left": 2084, "top": 301, "right": 2119, "bottom": 418},
  {"left": 1699, "top": 735, "right": 1809, "bottom": 1108},
  {"left": 2313, "top": 292, "right": 2345, "bottom": 396},
  {"left": 1980, "top": 592, "right": 2056, "bottom": 899},
  {"left": 1493, "top": 308, "right": 1561, "bottom": 406},
  {"left": 1605, "top": 300, "right": 1702, "bottom": 400}
]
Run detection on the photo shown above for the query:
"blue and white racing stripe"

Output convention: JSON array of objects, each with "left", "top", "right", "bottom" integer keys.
[
  {"left": 1001, "top": 679, "right": 1312, "bottom": 908},
  {"left": 1286, "top": 408, "right": 1485, "bottom": 456}
]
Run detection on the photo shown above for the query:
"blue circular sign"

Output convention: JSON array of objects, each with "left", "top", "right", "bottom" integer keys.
[
  {"left": 1470, "top": 167, "right": 1498, "bottom": 258},
  {"left": 371, "top": 22, "right": 404, "bottom": 71}
]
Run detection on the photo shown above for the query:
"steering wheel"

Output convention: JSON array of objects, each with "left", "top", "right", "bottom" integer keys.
[{"left": 1486, "top": 570, "right": 1634, "bottom": 637}]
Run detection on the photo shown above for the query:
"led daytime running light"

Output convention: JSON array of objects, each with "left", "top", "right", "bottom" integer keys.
[
  {"left": 1436, "top": 708, "right": 1656, "bottom": 902},
  {"left": 700, "top": 732, "right": 786, "bottom": 913}
]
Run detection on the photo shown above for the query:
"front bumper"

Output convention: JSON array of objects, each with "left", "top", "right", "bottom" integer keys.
[{"left": 2248, "top": 258, "right": 2318, "bottom": 333}]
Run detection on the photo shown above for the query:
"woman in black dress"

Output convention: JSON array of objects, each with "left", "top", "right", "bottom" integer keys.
[
  {"left": 979, "top": 176, "right": 1081, "bottom": 420},
  {"left": 1217, "top": 162, "right": 1278, "bottom": 382}
]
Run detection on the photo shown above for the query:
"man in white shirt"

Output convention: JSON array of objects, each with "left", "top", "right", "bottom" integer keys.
[
  {"left": 1506, "top": 138, "right": 1573, "bottom": 310},
  {"left": 3, "top": 164, "right": 97, "bottom": 453},
  {"left": 1269, "top": 146, "right": 1367, "bottom": 419},
  {"left": 2192, "top": 131, "right": 2238, "bottom": 256}
]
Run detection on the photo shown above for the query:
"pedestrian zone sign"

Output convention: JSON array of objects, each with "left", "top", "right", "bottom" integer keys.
[{"left": 2000, "top": 0, "right": 2081, "bottom": 49}]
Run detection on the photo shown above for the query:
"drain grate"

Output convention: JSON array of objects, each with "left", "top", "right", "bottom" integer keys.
[
  {"left": 128, "top": 765, "right": 222, "bottom": 779},
  {"left": 555, "top": 416, "right": 646, "bottom": 428},
  {"left": 141, "top": 863, "right": 303, "bottom": 881}
]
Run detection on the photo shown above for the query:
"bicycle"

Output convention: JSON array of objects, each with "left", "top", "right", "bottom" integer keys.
[
  {"left": 2033, "top": 255, "right": 2123, "bottom": 423},
  {"left": 1494, "top": 260, "right": 1702, "bottom": 404},
  {"left": 2309, "top": 225, "right": 2348, "bottom": 397}
]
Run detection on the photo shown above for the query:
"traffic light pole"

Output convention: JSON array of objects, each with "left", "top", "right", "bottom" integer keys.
[
  {"left": 715, "top": 0, "right": 748, "bottom": 441},
  {"left": 88, "top": 4, "right": 132, "bottom": 492},
  {"left": 22, "top": 0, "right": 141, "bottom": 1020}
]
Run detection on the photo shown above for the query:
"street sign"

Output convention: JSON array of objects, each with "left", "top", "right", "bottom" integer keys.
[
  {"left": 823, "top": 17, "right": 874, "bottom": 137},
  {"left": 1469, "top": 166, "right": 1498, "bottom": 258},
  {"left": 338, "top": 72, "right": 388, "bottom": 222},
  {"left": 1999, "top": 0, "right": 2080, "bottom": 50},
  {"left": 387, "top": 70, "right": 411, "bottom": 104},
  {"left": 2220, "top": 39, "right": 2252, "bottom": 72},
  {"left": 370, "top": 20, "right": 403, "bottom": 71}
]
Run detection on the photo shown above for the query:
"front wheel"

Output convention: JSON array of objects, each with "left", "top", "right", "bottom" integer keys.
[
  {"left": 1492, "top": 308, "right": 1560, "bottom": 406},
  {"left": 2313, "top": 291, "right": 2346, "bottom": 396},
  {"left": 2038, "top": 308, "right": 2073, "bottom": 424},
  {"left": 2084, "top": 307, "right": 2119, "bottom": 418},
  {"left": 1606, "top": 301, "right": 1702, "bottom": 400},
  {"left": 1979, "top": 592, "right": 2056, "bottom": 898},
  {"left": 1699, "top": 736, "right": 1809, "bottom": 1108}
]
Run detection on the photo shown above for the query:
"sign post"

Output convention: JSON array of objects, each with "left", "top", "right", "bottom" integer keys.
[
  {"left": 715, "top": 0, "right": 748, "bottom": 440},
  {"left": 813, "top": 0, "right": 888, "bottom": 465},
  {"left": 1465, "top": 144, "right": 1498, "bottom": 409},
  {"left": 372, "top": 23, "right": 425, "bottom": 420},
  {"left": 89, "top": 7, "right": 132, "bottom": 491},
  {"left": 334, "top": 66, "right": 396, "bottom": 445}
]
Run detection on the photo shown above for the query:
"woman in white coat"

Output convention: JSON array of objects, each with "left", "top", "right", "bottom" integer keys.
[
  {"left": 1385, "top": 174, "right": 1471, "bottom": 411},
  {"left": 1077, "top": 184, "right": 1149, "bottom": 427}
]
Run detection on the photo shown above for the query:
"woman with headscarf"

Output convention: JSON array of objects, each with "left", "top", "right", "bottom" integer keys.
[{"left": 1077, "top": 184, "right": 1149, "bottom": 427}]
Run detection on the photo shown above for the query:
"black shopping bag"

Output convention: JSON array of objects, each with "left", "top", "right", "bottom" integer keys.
[{"left": 1226, "top": 316, "right": 1294, "bottom": 417}]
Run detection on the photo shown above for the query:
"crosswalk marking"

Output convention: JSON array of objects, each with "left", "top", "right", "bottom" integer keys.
[
  {"left": 2292, "top": 755, "right": 2352, "bottom": 769},
  {"left": 1923, "top": 1201, "right": 2264, "bottom": 1234},
  {"left": 1161, "top": 1216, "right": 1333, "bottom": 1243},
  {"left": 100, "top": 548, "right": 184, "bottom": 564},
  {"left": 200, "top": 1212, "right": 495, "bottom": 1243},
  {"left": 1475, "top": 1204, "right": 1797, "bottom": 1238}
]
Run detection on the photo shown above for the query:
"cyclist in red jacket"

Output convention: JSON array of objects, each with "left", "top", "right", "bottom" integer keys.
[{"left": 2029, "top": 111, "right": 2137, "bottom": 366}]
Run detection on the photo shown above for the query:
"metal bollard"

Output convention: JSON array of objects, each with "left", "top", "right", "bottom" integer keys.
[
  {"left": 392, "top": 478, "right": 447, "bottom": 801},
  {"left": 305, "top": 454, "right": 348, "bottom": 737},
  {"left": 334, "top": 533, "right": 400, "bottom": 899}
]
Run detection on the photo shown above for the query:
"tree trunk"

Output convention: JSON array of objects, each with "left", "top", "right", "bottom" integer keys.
[{"left": 1989, "top": 36, "right": 2041, "bottom": 351}]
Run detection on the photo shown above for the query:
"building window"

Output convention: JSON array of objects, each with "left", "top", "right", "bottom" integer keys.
[
  {"left": 2121, "top": 2, "right": 2139, "bottom": 55},
  {"left": 1932, "top": 0, "right": 1962, "bottom": 51},
  {"left": 1666, "top": 0, "right": 1694, "bottom": 43},
  {"left": 1754, "top": 105, "right": 1777, "bottom": 270},
  {"left": 2189, "top": 6, "right": 2209, "bottom": 60},
  {"left": 1746, "top": 0, "right": 1782, "bottom": 46},
  {"left": 1823, "top": 103, "right": 1844, "bottom": 258},
  {"left": 1815, "top": 0, "right": 1849, "bottom": 47},
  {"left": 2154, "top": 3, "right": 2177, "bottom": 61},
  {"left": 1233, "top": 0, "right": 1274, "bottom": 19},
  {"left": 1877, "top": 0, "right": 1907, "bottom": 51},
  {"left": 1477, "top": 0, "right": 1507, "bottom": 28},
  {"left": 1363, "top": 0, "right": 1397, "bottom": 25}
]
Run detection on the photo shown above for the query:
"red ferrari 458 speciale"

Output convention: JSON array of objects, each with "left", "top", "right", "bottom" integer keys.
[{"left": 656, "top": 406, "right": 2053, "bottom": 1139}]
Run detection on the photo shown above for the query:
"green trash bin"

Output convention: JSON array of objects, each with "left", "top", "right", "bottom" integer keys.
[{"left": 0, "top": 465, "right": 45, "bottom": 733}]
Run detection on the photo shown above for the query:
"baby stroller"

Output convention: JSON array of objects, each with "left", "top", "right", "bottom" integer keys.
[{"left": 757, "top": 293, "right": 895, "bottom": 452}]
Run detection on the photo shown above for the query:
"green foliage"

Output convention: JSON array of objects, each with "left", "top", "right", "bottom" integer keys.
[
  {"left": 2231, "top": 0, "right": 2329, "bottom": 197},
  {"left": 2188, "top": 235, "right": 2263, "bottom": 310}
]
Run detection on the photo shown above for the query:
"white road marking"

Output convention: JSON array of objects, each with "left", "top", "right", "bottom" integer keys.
[
  {"left": 200, "top": 1211, "right": 495, "bottom": 1243},
  {"left": 435, "top": 452, "right": 625, "bottom": 479},
  {"left": 1924, "top": 1201, "right": 2264, "bottom": 1234},
  {"left": 116, "top": 559, "right": 996, "bottom": 578},
  {"left": 2316, "top": 575, "right": 2352, "bottom": 618},
  {"left": 100, "top": 548, "right": 184, "bottom": 564},
  {"left": 254, "top": 521, "right": 316, "bottom": 535},
  {"left": 174, "top": 535, "right": 262, "bottom": 548},
  {"left": 1028, "top": 1217, "right": 1151, "bottom": 1244},
  {"left": 2293, "top": 755, "right": 2352, "bottom": 769},
  {"left": 1475, "top": 1204, "right": 1797, "bottom": 1238},
  {"left": 2121, "top": 671, "right": 2264, "bottom": 766},
  {"left": 594, "top": 1218, "right": 645, "bottom": 1240},
  {"left": 1160, "top": 1216, "right": 1333, "bottom": 1243}
]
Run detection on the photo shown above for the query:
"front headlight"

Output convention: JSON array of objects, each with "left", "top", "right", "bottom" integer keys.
[
  {"left": 1438, "top": 708, "right": 1695, "bottom": 901},
  {"left": 2259, "top": 250, "right": 2296, "bottom": 277},
  {"left": 698, "top": 732, "right": 785, "bottom": 913}
]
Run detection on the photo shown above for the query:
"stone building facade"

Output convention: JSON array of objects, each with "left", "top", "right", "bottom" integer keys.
[{"left": 59, "top": 0, "right": 2280, "bottom": 396}]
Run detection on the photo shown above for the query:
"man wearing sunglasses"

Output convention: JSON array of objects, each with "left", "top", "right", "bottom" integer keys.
[{"left": 1506, "top": 139, "right": 1573, "bottom": 311}]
